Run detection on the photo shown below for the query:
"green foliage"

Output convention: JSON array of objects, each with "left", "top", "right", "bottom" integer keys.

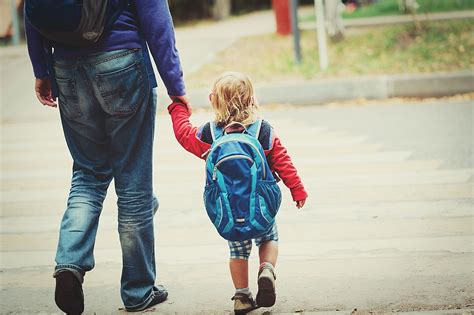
[
  {"left": 186, "top": 19, "right": 474, "bottom": 87},
  {"left": 342, "top": 0, "right": 474, "bottom": 18}
]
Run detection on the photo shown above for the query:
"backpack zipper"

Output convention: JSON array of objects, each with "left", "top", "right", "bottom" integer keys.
[
  {"left": 213, "top": 155, "right": 254, "bottom": 180},
  {"left": 210, "top": 139, "right": 266, "bottom": 180}
]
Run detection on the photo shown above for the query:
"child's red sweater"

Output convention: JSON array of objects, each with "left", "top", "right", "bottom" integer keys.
[{"left": 167, "top": 103, "right": 308, "bottom": 202}]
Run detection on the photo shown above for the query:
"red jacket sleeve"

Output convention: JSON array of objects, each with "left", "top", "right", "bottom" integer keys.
[
  {"left": 266, "top": 133, "right": 308, "bottom": 202},
  {"left": 167, "top": 102, "right": 211, "bottom": 159}
]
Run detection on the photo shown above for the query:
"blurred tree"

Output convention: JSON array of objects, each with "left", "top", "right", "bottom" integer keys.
[
  {"left": 212, "top": 0, "right": 231, "bottom": 19},
  {"left": 168, "top": 0, "right": 315, "bottom": 23},
  {"left": 398, "top": 0, "right": 422, "bottom": 33},
  {"left": 168, "top": 0, "right": 212, "bottom": 21}
]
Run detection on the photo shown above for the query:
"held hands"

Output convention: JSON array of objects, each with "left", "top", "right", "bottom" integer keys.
[
  {"left": 170, "top": 95, "right": 192, "bottom": 114},
  {"left": 296, "top": 199, "right": 306, "bottom": 209},
  {"left": 35, "top": 78, "right": 57, "bottom": 108}
]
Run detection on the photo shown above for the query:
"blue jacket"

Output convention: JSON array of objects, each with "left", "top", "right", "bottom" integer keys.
[{"left": 25, "top": 0, "right": 186, "bottom": 97}]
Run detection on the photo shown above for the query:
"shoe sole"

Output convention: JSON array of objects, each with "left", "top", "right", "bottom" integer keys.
[
  {"left": 256, "top": 276, "right": 276, "bottom": 307},
  {"left": 55, "top": 272, "right": 84, "bottom": 315},
  {"left": 234, "top": 305, "right": 259, "bottom": 315}
]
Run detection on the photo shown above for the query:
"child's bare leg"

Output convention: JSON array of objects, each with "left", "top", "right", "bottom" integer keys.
[
  {"left": 256, "top": 226, "right": 279, "bottom": 307},
  {"left": 228, "top": 241, "right": 257, "bottom": 313},
  {"left": 229, "top": 259, "right": 249, "bottom": 289},
  {"left": 258, "top": 240, "right": 278, "bottom": 266}
]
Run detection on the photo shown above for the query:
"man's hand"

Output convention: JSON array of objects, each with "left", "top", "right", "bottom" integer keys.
[
  {"left": 170, "top": 95, "right": 192, "bottom": 114},
  {"left": 35, "top": 78, "right": 57, "bottom": 108},
  {"left": 296, "top": 199, "right": 306, "bottom": 209}
]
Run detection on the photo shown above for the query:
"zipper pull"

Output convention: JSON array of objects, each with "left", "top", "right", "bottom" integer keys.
[{"left": 212, "top": 167, "right": 217, "bottom": 181}]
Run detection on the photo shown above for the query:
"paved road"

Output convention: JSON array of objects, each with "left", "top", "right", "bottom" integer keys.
[{"left": 1, "top": 95, "right": 473, "bottom": 313}]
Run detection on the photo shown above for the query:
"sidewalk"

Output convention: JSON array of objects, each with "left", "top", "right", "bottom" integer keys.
[
  {"left": 161, "top": 9, "right": 474, "bottom": 107},
  {"left": 301, "top": 10, "right": 474, "bottom": 30},
  {"left": 0, "top": 7, "right": 474, "bottom": 113}
]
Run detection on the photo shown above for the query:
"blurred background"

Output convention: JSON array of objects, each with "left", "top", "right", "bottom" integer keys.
[{"left": 1, "top": 0, "right": 473, "bottom": 313}]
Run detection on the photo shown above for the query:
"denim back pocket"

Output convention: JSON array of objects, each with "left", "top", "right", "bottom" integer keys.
[
  {"left": 95, "top": 59, "right": 146, "bottom": 116},
  {"left": 55, "top": 77, "right": 82, "bottom": 120}
]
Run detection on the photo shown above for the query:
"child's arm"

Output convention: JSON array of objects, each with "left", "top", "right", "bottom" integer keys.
[
  {"left": 267, "top": 134, "right": 308, "bottom": 207},
  {"left": 167, "top": 102, "right": 211, "bottom": 159}
]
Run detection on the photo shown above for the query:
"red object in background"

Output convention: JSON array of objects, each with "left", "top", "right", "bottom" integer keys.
[{"left": 272, "top": 0, "right": 291, "bottom": 35}]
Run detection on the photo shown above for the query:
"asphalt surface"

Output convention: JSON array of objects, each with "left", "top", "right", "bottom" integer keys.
[
  {"left": 1, "top": 98, "right": 473, "bottom": 313},
  {"left": 277, "top": 100, "right": 473, "bottom": 169}
]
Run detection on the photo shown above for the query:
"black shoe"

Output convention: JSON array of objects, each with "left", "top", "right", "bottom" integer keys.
[
  {"left": 126, "top": 285, "right": 168, "bottom": 312},
  {"left": 54, "top": 271, "right": 84, "bottom": 315}
]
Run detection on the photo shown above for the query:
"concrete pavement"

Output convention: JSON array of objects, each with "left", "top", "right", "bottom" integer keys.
[{"left": 1, "top": 98, "right": 473, "bottom": 313}]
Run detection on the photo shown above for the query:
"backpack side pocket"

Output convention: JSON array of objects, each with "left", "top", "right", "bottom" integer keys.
[
  {"left": 204, "top": 183, "right": 224, "bottom": 229},
  {"left": 257, "top": 180, "right": 282, "bottom": 217}
]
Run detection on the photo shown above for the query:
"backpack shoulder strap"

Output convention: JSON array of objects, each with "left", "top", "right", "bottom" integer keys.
[
  {"left": 197, "top": 122, "right": 213, "bottom": 144},
  {"left": 246, "top": 119, "right": 263, "bottom": 139},
  {"left": 210, "top": 122, "right": 225, "bottom": 141},
  {"left": 257, "top": 120, "right": 273, "bottom": 150}
]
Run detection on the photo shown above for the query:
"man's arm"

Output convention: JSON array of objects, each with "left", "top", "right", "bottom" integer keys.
[
  {"left": 25, "top": 19, "right": 49, "bottom": 79},
  {"left": 25, "top": 18, "right": 57, "bottom": 107},
  {"left": 135, "top": 0, "right": 186, "bottom": 98}
]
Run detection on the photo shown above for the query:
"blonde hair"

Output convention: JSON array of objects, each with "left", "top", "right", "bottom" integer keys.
[{"left": 210, "top": 72, "right": 259, "bottom": 127}]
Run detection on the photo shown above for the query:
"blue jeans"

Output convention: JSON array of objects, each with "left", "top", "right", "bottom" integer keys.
[{"left": 52, "top": 49, "right": 160, "bottom": 310}]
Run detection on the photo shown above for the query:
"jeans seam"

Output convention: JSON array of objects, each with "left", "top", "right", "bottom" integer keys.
[
  {"left": 55, "top": 264, "right": 84, "bottom": 273},
  {"left": 125, "top": 289, "right": 154, "bottom": 310},
  {"left": 85, "top": 49, "right": 141, "bottom": 68},
  {"left": 54, "top": 264, "right": 85, "bottom": 283},
  {"left": 54, "top": 49, "right": 140, "bottom": 69},
  {"left": 81, "top": 65, "right": 101, "bottom": 110}
]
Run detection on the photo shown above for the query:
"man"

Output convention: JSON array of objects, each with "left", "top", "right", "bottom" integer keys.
[{"left": 25, "top": 0, "right": 188, "bottom": 313}]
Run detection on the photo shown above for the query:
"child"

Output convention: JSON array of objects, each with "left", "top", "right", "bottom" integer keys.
[{"left": 167, "top": 72, "right": 308, "bottom": 314}]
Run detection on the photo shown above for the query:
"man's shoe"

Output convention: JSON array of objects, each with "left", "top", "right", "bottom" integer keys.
[
  {"left": 256, "top": 266, "right": 276, "bottom": 307},
  {"left": 232, "top": 292, "right": 258, "bottom": 315},
  {"left": 126, "top": 285, "right": 168, "bottom": 312},
  {"left": 54, "top": 271, "right": 84, "bottom": 315}
]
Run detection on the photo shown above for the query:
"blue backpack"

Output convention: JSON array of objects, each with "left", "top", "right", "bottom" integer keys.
[
  {"left": 203, "top": 120, "right": 282, "bottom": 241},
  {"left": 25, "top": 0, "right": 128, "bottom": 47}
]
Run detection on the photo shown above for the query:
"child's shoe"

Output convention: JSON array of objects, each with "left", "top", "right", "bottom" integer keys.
[
  {"left": 232, "top": 292, "right": 257, "bottom": 315},
  {"left": 256, "top": 263, "right": 276, "bottom": 307}
]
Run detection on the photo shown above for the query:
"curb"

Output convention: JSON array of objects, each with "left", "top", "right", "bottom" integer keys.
[
  {"left": 300, "top": 10, "right": 474, "bottom": 30},
  {"left": 169, "top": 71, "right": 473, "bottom": 108}
]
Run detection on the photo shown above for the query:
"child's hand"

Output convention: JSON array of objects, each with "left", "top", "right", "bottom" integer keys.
[
  {"left": 296, "top": 199, "right": 306, "bottom": 209},
  {"left": 170, "top": 95, "right": 192, "bottom": 114}
]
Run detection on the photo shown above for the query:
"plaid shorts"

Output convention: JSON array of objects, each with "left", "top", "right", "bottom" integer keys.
[{"left": 228, "top": 224, "right": 279, "bottom": 260}]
